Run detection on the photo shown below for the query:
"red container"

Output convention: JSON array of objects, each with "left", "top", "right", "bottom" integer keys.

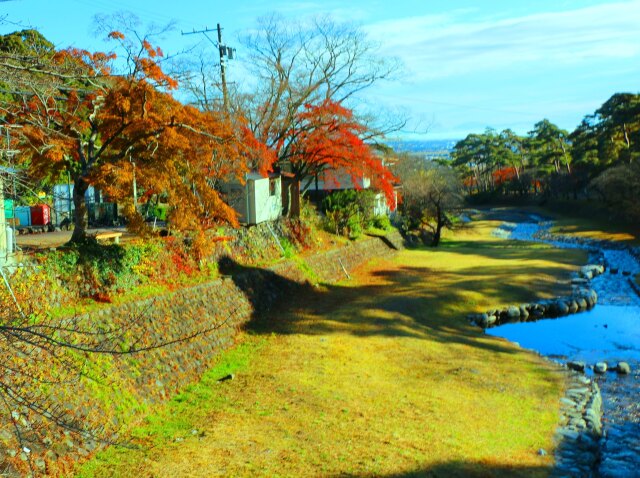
[{"left": 30, "top": 204, "right": 51, "bottom": 226}]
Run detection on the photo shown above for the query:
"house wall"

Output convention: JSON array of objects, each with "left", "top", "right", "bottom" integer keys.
[
  {"left": 221, "top": 175, "right": 282, "bottom": 225},
  {"left": 314, "top": 170, "right": 370, "bottom": 191},
  {"left": 373, "top": 192, "right": 388, "bottom": 217},
  {"left": 52, "top": 184, "right": 73, "bottom": 224},
  {"left": 221, "top": 182, "right": 248, "bottom": 223},
  {"left": 372, "top": 190, "right": 398, "bottom": 217},
  {"left": 249, "top": 177, "right": 282, "bottom": 225}
]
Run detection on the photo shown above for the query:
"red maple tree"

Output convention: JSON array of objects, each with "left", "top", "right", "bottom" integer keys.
[{"left": 278, "top": 99, "right": 397, "bottom": 208}]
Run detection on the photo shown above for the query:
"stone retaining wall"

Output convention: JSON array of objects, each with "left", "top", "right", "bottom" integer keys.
[{"left": 2, "top": 231, "right": 404, "bottom": 476}]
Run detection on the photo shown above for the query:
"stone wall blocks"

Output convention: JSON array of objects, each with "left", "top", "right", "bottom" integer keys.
[{"left": 8, "top": 231, "right": 404, "bottom": 475}]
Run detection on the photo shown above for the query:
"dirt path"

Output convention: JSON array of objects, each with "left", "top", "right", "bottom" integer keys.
[
  {"left": 15, "top": 227, "right": 133, "bottom": 249},
  {"left": 79, "top": 222, "right": 587, "bottom": 478}
]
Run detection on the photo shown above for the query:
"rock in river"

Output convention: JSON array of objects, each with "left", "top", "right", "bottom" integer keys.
[
  {"left": 567, "top": 361, "right": 586, "bottom": 373},
  {"left": 594, "top": 362, "right": 608, "bottom": 374},
  {"left": 616, "top": 362, "right": 631, "bottom": 375}
]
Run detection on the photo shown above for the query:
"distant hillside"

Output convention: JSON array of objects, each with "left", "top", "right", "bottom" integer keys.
[{"left": 386, "top": 139, "right": 459, "bottom": 160}]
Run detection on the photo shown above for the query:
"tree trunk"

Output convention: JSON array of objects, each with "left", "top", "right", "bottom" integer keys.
[
  {"left": 431, "top": 205, "right": 443, "bottom": 247},
  {"left": 623, "top": 123, "right": 631, "bottom": 148},
  {"left": 69, "top": 177, "right": 89, "bottom": 243},
  {"left": 623, "top": 123, "right": 632, "bottom": 164},
  {"left": 285, "top": 183, "right": 292, "bottom": 217}
]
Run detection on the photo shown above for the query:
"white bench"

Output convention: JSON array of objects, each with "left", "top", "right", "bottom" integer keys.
[{"left": 95, "top": 231, "right": 123, "bottom": 244}]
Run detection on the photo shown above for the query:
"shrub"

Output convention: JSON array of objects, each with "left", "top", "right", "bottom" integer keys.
[
  {"left": 322, "top": 190, "right": 378, "bottom": 238},
  {"left": 282, "top": 218, "right": 313, "bottom": 250},
  {"left": 371, "top": 215, "right": 392, "bottom": 231}
]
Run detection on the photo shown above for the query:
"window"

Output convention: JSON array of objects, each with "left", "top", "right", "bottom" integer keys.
[{"left": 269, "top": 178, "right": 277, "bottom": 197}]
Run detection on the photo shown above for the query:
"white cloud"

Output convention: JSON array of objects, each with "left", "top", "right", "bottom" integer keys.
[
  {"left": 236, "top": 1, "right": 371, "bottom": 23},
  {"left": 365, "top": 1, "right": 640, "bottom": 80}
]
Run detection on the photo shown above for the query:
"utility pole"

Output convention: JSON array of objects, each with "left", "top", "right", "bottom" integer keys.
[
  {"left": 217, "top": 23, "right": 228, "bottom": 111},
  {"left": 182, "top": 24, "right": 236, "bottom": 111}
]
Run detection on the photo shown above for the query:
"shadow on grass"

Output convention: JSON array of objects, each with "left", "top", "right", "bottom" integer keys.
[
  {"left": 440, "top": 238, "right": 585, "bottom": 267},
  {"left": 334, "top": 460, "right": 551, "bottom": 478},
  {"left": 211, "top": 245, "right": 582, "bottom": 478},
  {"left": 216, "top": 249, "right": 553, "bottom": 356}
]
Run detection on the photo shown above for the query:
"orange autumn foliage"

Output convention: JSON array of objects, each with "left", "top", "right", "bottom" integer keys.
[
  {"left": 492, "top": 166, "right": 518, "bottom": 186},
  {"left": 12, "top": 32, "right": 274, "bottom": 240}
]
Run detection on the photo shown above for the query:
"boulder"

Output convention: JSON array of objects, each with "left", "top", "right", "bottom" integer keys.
[
  {"left": 519, "top": 306, "right": 529, "bottom": 320},
  {"left": 506, "top": 306, "right": 521, "bottom": 319},
  {"left": 531, "top": 309, "right": 545, "bottom": 319},
  {"left": 580, "top": 269, "right": 593, "bottom": 280},
  {"left": 581, "top": 289, "right": 597, "bottom": 308},
  {"left": 544, "top": 302, "right": 556, "bottom": 317},
  {"left": 581, "top": 264, "right": 604, "bottom": 278},
  {"left": 616, "top": 362, "right": 631, "bottom": 375},
  {"left": 567, "top": 361, "right": 586, "bottom": 373},
  {"left": 594, "top": 362, "right": 607, "bottom": 374},
  {"left": 556, "top": 301, "right": 570, "bottom": 316},
  {"left": 468, "top": 313, "right": 496, "bottom": 328},
  {"left": 568, "top": 300, "right": 579, "bottom": 314},
  {"left": 478, "top": 313, "right": 497, "bottom": 328},
  {"left": 576, "top": 298, "right": 588, "bottom": 310}
]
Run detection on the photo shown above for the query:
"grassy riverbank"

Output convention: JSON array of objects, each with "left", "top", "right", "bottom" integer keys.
[
  {"left": 77, "top": 220, "right": 587, "bottom": 477},
  {"left": 550, "top": 216, "right": 640, "bottom": 246},
  {"left": 469, "top": 198, "right": 640, "bottom": 246}
]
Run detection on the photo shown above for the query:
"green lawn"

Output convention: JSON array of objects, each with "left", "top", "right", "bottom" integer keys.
[{"left": 77, "top": 220, "right": 587, "bottom": 478}]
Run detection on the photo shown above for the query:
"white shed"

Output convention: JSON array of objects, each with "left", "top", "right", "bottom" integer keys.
[
  {"left": 222, "top": 172, "right": 282, "bottom": 225},
  {"left": 373, "top": 189, "right": 399, "bottom": 217}
]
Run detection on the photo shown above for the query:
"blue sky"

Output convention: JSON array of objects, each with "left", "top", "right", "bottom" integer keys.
[{"left": 2, "top": 0, "right": 639, "bottom": 140}]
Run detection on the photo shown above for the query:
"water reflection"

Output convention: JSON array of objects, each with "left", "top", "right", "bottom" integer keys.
[
  {"left": 486, "top": 305, "right": 640, "bottom": 364},
  {"left": 500, "top": 305, "right": 640, "bottom": 476},
  {"left": 494, "top": 216, "right": 640, "bottom": 475}
]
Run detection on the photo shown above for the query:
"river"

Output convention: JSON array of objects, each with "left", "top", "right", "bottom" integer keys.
[{"left": 486, "top": 214, "right": 640, "bottom": 478}]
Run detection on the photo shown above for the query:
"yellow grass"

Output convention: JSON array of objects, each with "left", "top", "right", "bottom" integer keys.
[
  {"left": 551, "top": 220, "right": 638, "bottom": 245},
  {"left": 520, "top": 204, "right": 640, "bottom": 246},
  {"left": 77, "top": 220, "right": 587, "bottom": 478}
]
